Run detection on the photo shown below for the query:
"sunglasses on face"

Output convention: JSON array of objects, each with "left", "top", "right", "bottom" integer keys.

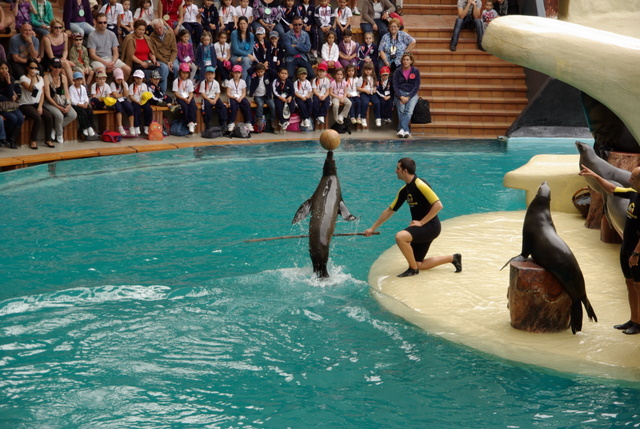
[
  {"left": 293, "top": 23, "right": 302, "bottom": 26},
  {"left": 53, "top": 26, "right": 63, "bottom": 29},
  {"left": 97, "top": 21, "right": 107, "bottom": 24},
  {"left": 28, "top": 66, "right": 38, "bottom": 69}
]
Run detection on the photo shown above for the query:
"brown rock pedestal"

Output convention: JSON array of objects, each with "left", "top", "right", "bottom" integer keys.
[{"left": 507, "top": 260, "right": 571, "bottom": 333}]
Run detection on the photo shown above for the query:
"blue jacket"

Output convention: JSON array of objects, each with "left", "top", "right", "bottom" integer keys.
[
  {"left": 230, "top": 30, "right": 255, "bottom": 58},
  {"left": 249, "top": 73, "right": 274, "bottom": 99},
  {"left": 283, "top": 30, "right": 311, "bottom": 62},
  {"left": 392, "top": 66, "right": 420, "bottom": 99},
  {"left": 195, "top": 44, "right": 217, "bottom": 70}
]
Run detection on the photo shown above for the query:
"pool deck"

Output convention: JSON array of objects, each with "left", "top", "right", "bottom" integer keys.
[{"left": 0, "top": 129, "right": 402, "bottom": 170}]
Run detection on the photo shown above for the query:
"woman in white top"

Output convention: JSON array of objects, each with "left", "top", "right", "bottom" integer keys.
[
  {"left": 43, "top": 58, "right": 77, "bottom": 144},
  {"left": 19, "top": 58, "right": 55, "bottom": 149}
]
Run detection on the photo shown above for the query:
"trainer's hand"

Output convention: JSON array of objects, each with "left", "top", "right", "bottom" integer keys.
[{"left": 364, "top": 228, "right": 375, "bottom": 237}]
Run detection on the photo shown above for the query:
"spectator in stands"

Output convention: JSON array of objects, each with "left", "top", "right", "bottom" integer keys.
[
  {"left": 199, "top": 66, "right": 228, "bottom": 130},
  {"left": 230, "top": 16, "right": 255, "bottom": 82},
  {"left": 12, "top": 0, "right": 31, "bottom": 32},
  {"left": 195, "top": 31, "right": 217, "bottom": 77},
  {"left": 63, "top": 0, "right": 95, "bottom": 38},
  {"left": 357, "top": 31, "right": 378, "bottom": 76},
  {"left": 329, "top": 67, "right": 350, "bottom": 125},
  {"left": 19, "top": 57, "right": 55, "bottom": 149},
  {"left": 30, "top": 0, "right": 53, "bottom": 37},
  {"left": 226, "top": 64, "right": 253, "bottom": 133},
  {"left": 450, "top": 0, "right": 483, "bottom": 52},
  {"left": 41, "top": 19, "right": 74, "bottom": 83},
  {"left": 266, "top": 31, "right": 283, "bottom": 80},
  {"left": 174, "top": 62, "right": 198, "bottom": 134},
  {"left": 235, "top": 0, "right": 254, "bottom": 25},
  {"left": 338, "top": 28, "right": 358, "bottom": 69},
  {"left": 0, "top": 6, "right": 11, "bottom": 35},
  {"left": 219, "top": 0, "right": 237, "bottom": 33},
  {"left": 320, "top": 31, "right": 341, "bottom": 71},
  {"left": 110, "top": 67, "right": 136, "bottom": 136},
  {"left": 128, "top": 69, "right": 153, "bottom": 136},
  {"left": 379, "top": 19, "right": 415, "bottom": 73},
  {"left": 252, "top": 0, "right": 280, "bottom": 35},
  {"left": 99, "top": 0, "right": 124, "bottom": 39},
  {"left": 121, "top": 20, "right": 162, "bottom": 81},
  {"left": 312, "top": 61, "right": 331, "bottom": 125},
  {"left": 69, "top": 33, "right": 94, "bottom": 87},
  {"left": 149, "top": 18, "right": 178, "bottom": 93},
  {"left": 272, "top": 67, "right": 294, "bottom": 131},
  {"left": 377, "top": 65, "right": 393, "bottom": 123},
  {"left": 360, "top": 0, "right": 395, "bottom": 40},
  {"left": 283, "top": 16, "right": 315, "bottom": 81},
  {"left": 159, "top": 0, "right": 182, "bottom": 32},
  {"left": 176, "top": 29, "right": 197, "bottom": 79},
  {"left": 482, "top": 0, "right": 499, "bottom": 30},
  {"left": 0, "top": 59, "right": 24, "bottom": 149},
  {"left": 248, "top": 63, "right": 274, "bottom": 127},
  {"left": 314, "top": 0, "right": 333, "bottom": 56},
  {"left": 275, "top": 0, "right": 296, "bottom": 38},
  {"left": 356, "top": 62, "right": 381, "bottom": 128},
  {"left": 297, "top": 0, "right": 318, "bottom": 63},
  {"left": 69, "top": 71, "right": 96, "bottom": 138},
  {"left": 43, "top": 58, "right": 77, "bottom": 144},
  {"left": 9, "top": 23, "right": 39, "bottom": 79},
  {"left": 88, "top": 13, "right": 131, "bottom": 80},
  {"left": 344, "top": 63, "right": 359, "bottom": 124},
  {"left": 178, "top": 0, "right": 203, "bottom": 49},
  {"left": 333, "top": 0, "right": 352, "bottom": 42},
  {"left": 200, "top": 0, "right": 219, "bottom": 36},
  {"left": 393, "top": 52, "right": 419, "bottom": 138},
  {"left": 214, "top": 30, "right": 231, "bottom": 82},
  {"left": 134, "top": 0, "right": 155, "bottom": 28},
  {"left": 294, "top": 67, "right": 313, "bottom": 129},
  {"left": 119, "top": 0, "right": 135, "bottom": 39}
]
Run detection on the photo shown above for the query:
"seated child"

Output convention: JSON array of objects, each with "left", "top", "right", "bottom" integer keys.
[
  {"left": 357, "top": 32, "right": 378, "bottom": 76},
  {"left": 176, "top": 29, "right": 197, "bottom": 80},
  {"left": 100, "top": 0, "right": 124, "bottom": 38},
  {"left": 321, "top": 31, "right": 341, "bottom": 70},
  {"left": 376, "top": 65, "right": 393, "bottom": 123},
  {"left": 89, "top": 69, "right": 112, "bottom": 110},
  {"left": 147, "top": 69, "right": 173, "bottom": 108},
  {"left": 133, "top": 0, "right": 155, "bottom": 27},
  {"left": 312, "top": 62, "right": 332, "bottom": 124},
  {"left": 235, "top": 0, "right": 253, "bottom": 25},
  {"left": 333, "top": 0, "right": 352, "bottom": 42},
  {"left": 272, "top": 67, "right": 295, "bottom": 131},
  {"left": 294, "top": 67, "right": 313, "bottom": 129},
  {"left": 199, "top": 66, "right": 228, "bottom": 129},
  {"left": 225, "top": 64, "right": 253, "bottom": 132},
  {"left": 69, "top": 71, "right": 96, "bottom": 137},
  {"left": 200, "top": 0, "right": 219, "bottom": 35},
  {"left": 129, "top": 69, "right": 153, "bottom": 135},
  {"left": 344, "top": 64, "right": 360, "bottom": 124},
  {"left": 219, "top": 0, "right": 236, "bottom": 33},
  {"left": 179, "top": 0, "right": 203, "bottom": 49},
  {"left": 248, "top": 63, "right": 275, "bottom": 126},
  {"left": 329, "top": 68, "right": 351, "bottom": 125},
  {"left": 120, "top": 0, "right": 134, "bottom": 38},
  {"left": 356, "top": 62, "right": 381, "bottom": 128},
  {"left": 482, "top": 0, "right": 499, "bottom": 30},
  {"left": 266, "top": 31, "right": 284, "bottom": 80},
  {"left": 68, "top": 32, "right": 94, "bottom": 87},
  {"left": 195, "top": 31, "right": 217, "bottom": 75},
  {"left": 338, "top": 29, "right": 358, "bottom": 69},
  {"left": 173, "top": 62, "right": 198, "bottom": 134},
  {"left": 214, "top": 30, "right": 231, "bottom": 83},
  {"left": 110, "top": 67, "right": 136, "bottom": 136}
]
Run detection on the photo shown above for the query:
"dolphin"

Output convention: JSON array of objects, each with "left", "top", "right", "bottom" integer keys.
[
  {"left": 503, "top": 182, "right": 597, "bottom": 334},
  {"left": 292, "top": 151, "right": 356, "bottom": 278}
]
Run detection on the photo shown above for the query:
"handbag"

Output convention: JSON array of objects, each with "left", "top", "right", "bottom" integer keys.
[
  {"left": 54, "top": 93, "right": 69, "bottom": 108},
  {"left": 0, "top": 100, "right": 19, "bottom": 112}
]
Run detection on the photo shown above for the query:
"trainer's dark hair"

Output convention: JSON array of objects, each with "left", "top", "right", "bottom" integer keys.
[{"left": 398, "top": 158, "right": 416, "bottom": 174}]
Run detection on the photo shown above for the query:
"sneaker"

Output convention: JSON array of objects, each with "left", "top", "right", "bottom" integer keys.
[
  {"left": 356, "top": 116, "right": 362, "bottom": 124},
  {"left": 143, "top": 126, "right": 149, "bottom": 135},
  {"left": 404, "top": 131, "right": 412, "bottom": 139},
  {"left": 384, "top": 118, "right": 392, "bottom": 124},
  {"left": 353, "top": 6, "right": 360, "bottom": 15},
  {"left": 361, "top": 119, "right": 367, "bottom": 128},
  {"left": 375, "top": 118, "right": 382, "bottom": 127},
  {"left": 55, "top": 134, "right": 64, "bottom": 144},
  {"left": 82, "top": 128, "right": 89, "bottom": 136},
  {"left": 119, "top": 126, "right": 127, "bottom": 136},
  {"left": 245, "top": 123, "right": 254, "bottom": 132},
  {"left": 336, "top": 115, "right": 343, "bottom": 124},
  {"left": 452, "top": 253, "right": 462, "bottom": 273},
  {"left": 51, "top": 130, "right": 56, "bottom": 141},
  {"left": 227, "top": 123, "right": 235, "bottom": 132},
  {"left": 88, "top": 127, "right": 96, "bottom": 137},
  {"left": 169, "top": 104, "right": 180, "bottom": 112},
  {"left": 187, "top": 122, "right": 195, "bottom": 133},
  {"left": 397, "top": 267, "right": 419, "bottom": 278},
  {"left": 281, "top": 121, "right": 289, "bottom": 130},
  {"left": 131, "top": 127, "right": 140, "bottom": 137},
  {"left": 318, "top": 116, "right": 325, "bottom": 124},
  {"left": 350, "top": 117, "right": 357, "bottom": 124},
  {"left": 397, "top": 129, "right": 404, "bottom": 137}
]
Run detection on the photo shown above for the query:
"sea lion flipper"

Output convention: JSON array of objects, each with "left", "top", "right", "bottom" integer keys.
[
  {"left": 292, "top": 199, "right": 312, "bottom": 224},
  {"left": 338, "top": 200, "right": 357, "bottom": 221},
  {"left": 583, "top": 298, "right": 598, "bottom": 323},
  {"left": 570, "top": 300, "right": 584, "bottom": 334},
  {"left": 500, "top": 255, "right": 526, "bottom": 271}
]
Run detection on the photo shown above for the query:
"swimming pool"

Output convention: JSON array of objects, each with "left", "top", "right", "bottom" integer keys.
[{"left": 1, "top": 138, "right": 639, "bottom": 427}]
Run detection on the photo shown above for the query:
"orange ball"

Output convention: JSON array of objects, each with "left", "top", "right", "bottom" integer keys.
[{"left": 319, "top": 129, "right": 341, "bottom": 151}]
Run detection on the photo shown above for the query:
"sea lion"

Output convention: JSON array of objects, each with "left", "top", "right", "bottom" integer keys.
[
  {"left": 292, "top": 151, "right": 356, "bottom": 278},
  {"left": 503, "top": 181, "right": 597, "bottom": 334}
]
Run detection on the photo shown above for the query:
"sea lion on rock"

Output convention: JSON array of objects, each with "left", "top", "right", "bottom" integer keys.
[
  {"left": 503, "top": 181, "right": 597, "bottom": 334},
  {"left": 293, "top": 151, "right": 356, "bottom": 278}
]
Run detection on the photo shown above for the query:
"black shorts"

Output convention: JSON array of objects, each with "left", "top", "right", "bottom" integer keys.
[
  {"left": 620, "top": 240, "right": 640, "bottom": 282},
  {"left": 405, "top": 220, "right": 441, "bottom": 263}
]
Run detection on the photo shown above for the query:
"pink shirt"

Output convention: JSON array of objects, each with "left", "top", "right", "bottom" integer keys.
[{"left": 330, "top": 80, "right": 347, "bottom": 98}]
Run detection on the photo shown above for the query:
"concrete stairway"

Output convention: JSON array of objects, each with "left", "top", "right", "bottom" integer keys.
[{"left": 402, "top": 6, "right": 528, "bottom": 138}]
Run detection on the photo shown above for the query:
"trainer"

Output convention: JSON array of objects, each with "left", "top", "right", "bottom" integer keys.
[{"left": 364, "top": 157, "right": 462, "bottom": 277}]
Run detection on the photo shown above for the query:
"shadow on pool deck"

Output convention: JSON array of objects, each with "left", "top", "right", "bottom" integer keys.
[{"left": 0, "top": 128, "right": 406, "bottom": 170}]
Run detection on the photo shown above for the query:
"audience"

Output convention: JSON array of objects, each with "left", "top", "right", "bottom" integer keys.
[
  {"left": 379, "top": 18, "right": 415, "bottom": 73},
  {"left": 393, "top": 52, "right": 420, "bottom": 139},
  {"left": 360, "top": 0, "right": 395, "bottom": 40}
]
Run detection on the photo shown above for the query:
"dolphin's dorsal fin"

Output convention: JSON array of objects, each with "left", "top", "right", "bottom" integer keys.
[
  {"left": 292, "top": 199, "right": 312, "bottom": 224},
  {"left": 338, "top": 200, "right": 357, "bottom": 221}
]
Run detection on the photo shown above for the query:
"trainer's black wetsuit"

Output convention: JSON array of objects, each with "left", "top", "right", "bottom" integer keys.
[
  {"left": 614, "top": 187, "right": 640, "bottom": 281},
  {"left": 390, "top": 176, "right": 441, "bottom": 262}
]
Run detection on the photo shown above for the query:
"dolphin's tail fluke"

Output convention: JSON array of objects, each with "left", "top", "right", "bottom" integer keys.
[
  {"left": 570, "top": 300, "right": 584, "bottom": 334},
  {"left": 500, "top": 255, "right": 526, "bottom": 271}
]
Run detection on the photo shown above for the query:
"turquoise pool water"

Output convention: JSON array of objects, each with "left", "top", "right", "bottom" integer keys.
[{"left": 1, "top": 138, "right": 639, "bottom": 427}]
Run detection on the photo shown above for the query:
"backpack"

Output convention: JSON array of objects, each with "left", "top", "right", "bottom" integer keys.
[
  {"left": 148, "top": 121, "right": 163, "bottom": 141},
  {"left": 253, "top": 115, "right": 266, "bottom": 134},
  {"left": 170, "top": 119, "right": 189, "bottom": 136},
  {"left": 231, "top": 123, "right": 251, "bottom": 138},
  {"left": 330, "top": 120, "right": 352, "bottom": 135},
  {"left": 201, "top": 126, "right": 224, "bottom": 139},
  {"left": 411, "top": 97, "right": 432, "bottom": 124},
  {"left": 163, "top": 117, "right": 171, "bottom": 136},
  {"left": 102, "top": 130, "right": 122, "bottom": 142},
  {"left": 286, "top": 113, "right": 301, "bottom": 132}
]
